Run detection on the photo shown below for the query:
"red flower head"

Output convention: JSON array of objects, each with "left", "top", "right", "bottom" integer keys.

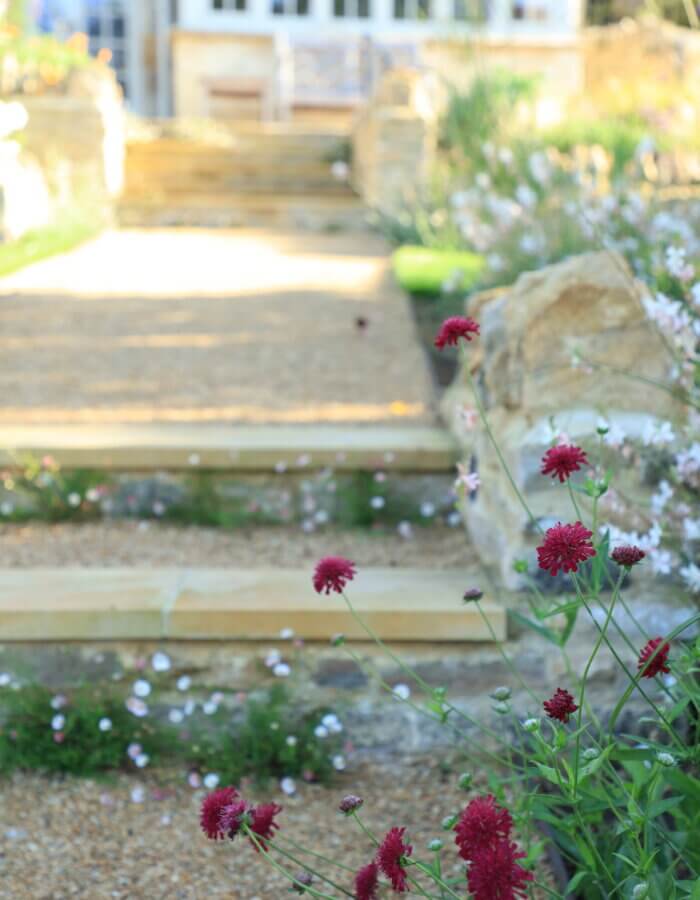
[
  {"left": 467, "top": 839, "right": 533, "bottom": 900},
  {"left": 543, "top": 687, "right": 579, "bottom": 724},
  {"left": 540, "top": 444, "right": 589, "bottom": 483},
  {"left": 200, "top": 787, "right": 240, "bottom": 840},
  {"left": 354, "top": 862, "right": 379, "bottom": 900},
  {"left": 637, "top": 637, "right": 671, "bottom": 679},
  {"left": 248, "top": 802, "right": 282, "bottom": 851},
  {"left": 219, "top": 798, "right": 249, "bottom": 841},
  {"left": 611, "top": 545, "right": 646, "bottom": 568},
  {"left": 434, "top": 316, "right": 480, "bottom": 350},
  {"left": 376, "top": 827, "right": 412, "bottom": 893},
  {"left": 536, "top": 521, "right": 596, "bottom": 576},
  {"left": 454, "top": 795, "right": 513, "bottom": 860},
  {"left": 313, "top": 556, "right": 357, "bottom": 595}
]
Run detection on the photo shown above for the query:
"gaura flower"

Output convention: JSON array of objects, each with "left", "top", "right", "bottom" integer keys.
[
  {"left": 376, "top": 827, "right": 412, "bottom": 893},
  {"left": 543, "top": 687, "right": 579, "bottom": 724},
  {"left": 536, "top": 521, "right": 596, "bottom": 576},
  {"left": 540, "top": 444, "right": 589, "bottom": 483},
  {"left": 313, "top": 557, "right": 357, "bottom": 595},
  {"left": 637, "top": 637, "right": 671, "bottom": 678},
  {"left": 434, "top": 316, "right": 480, "bottom": 350}
]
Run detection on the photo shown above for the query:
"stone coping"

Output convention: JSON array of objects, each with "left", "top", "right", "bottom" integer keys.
[
  {"left": 0, "top": 568, "right": 505, "bottom": 642},
  {"left": 0, "top": 424, "right": 456, "bottom": 472}
]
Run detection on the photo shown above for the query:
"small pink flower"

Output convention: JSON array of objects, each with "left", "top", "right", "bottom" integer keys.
[
  {"left": 53, "top": 731, "right": 65, "bottom": 744},
  {"left": 434, "top": 316, "right": 480, "bottom": 350},
  {"left": 455, "top": 463, "right": 481, "bottom": 493},
  {"left": 313, "top": 557, "right": 356, "bottom": 595}
]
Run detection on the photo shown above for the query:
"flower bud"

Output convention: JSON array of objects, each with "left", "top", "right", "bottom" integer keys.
[
  {"left": 428, "top": 839, "right": 443, "bottom": 852},
  {"left": 441, "top": 814, "right": 458, "bottom": 831},
  {"left": 330, "top": 633, "right": 345, "bottom": 647},
  {"left": 582, "top": 748, "right": 600, "bottom": 761},
  {"left": 632, "top": 884, "right": 648, "bottom": 900},
  {"left": 522, "top": 718, "right": 540, "bottom": 733},
  {"left": 492, "top": 701, "right": 510, "bottom": 715},
  {"left": 513, "top": 559, "right": 528, "bottom": 574},
  {"left": 293, "top": 871, "right": 314, "bottom": 894},
  {"left": 656, "top": 751, "right": 675, "bottom": 767},
  {"left": 458, "top": 772, "right": 472, "bottom": 790},
  {"left": 490, "top": 686, "right": 512, "bottom": 701},
  {"left": 462, "top": 588, "right": 483, "bottom": 603},
  {"left": 339, "top": 794, "right": 363, "bottom": 815}
]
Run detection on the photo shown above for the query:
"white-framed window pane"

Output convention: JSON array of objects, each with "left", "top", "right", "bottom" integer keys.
[
  {"left": 212, "top": 0, "right": 247, "bottom": 9},
  {"left": 511, "top": 1, "right": 549, "bottom": 20},
  {"left": 334, "top": 0, "right": 370, "bottom": 16},
  {"left": 454, "top": 0, "right": 486, "bottom": 20},
  {"left": 394, "top": 0, "right": 430, "bottom": 18}
]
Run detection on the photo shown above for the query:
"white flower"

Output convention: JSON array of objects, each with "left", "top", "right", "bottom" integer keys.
[
  {"left": 651, "top": 480, "right": 673, "bottom": 515},
  {"left": 98, "top": 717, "right": 112, "bottom": 732},
  {"left": 475, "top": 172, "right": 491, "bottom": 190},
  {"left": 188, "top": 453, "right": 200, "bottom": 466},
  {"left": 211, "top": 692, "right": 224, "bottom": 705},
  {"left": 392, "top": 683, "right": 411, "bottom": 701},
  {"left": 0, "top": 673, "right": 11, "bottom": 687},
  {"left": 683, "top": 518, "right": 700, "bottom": 541},
  {"left": 187, "top": 771, "right": 201, "bottom": 788},
  {"left": 314, "top": 725, "right": 329, "bottom": 739},
  {"left": 130, "top": 786, "right": 145, "bottom": 803},
  {"left": 332, "top": 755, "right": 346, "bottom": 771},
  {"left": 0, "top": 502, "right": 13, "bottom": 516},
  {"left": 50, "top": 694, "right": 67, "bottom": 710},
  {"left": 420, "top": 502, "right": 435, "bottom": 518},
  {"left": 603, "top": 423, "right": 626, "bottom": 448},
  {"left": 454, "top": 463, "right": 480, "bottom": 494},
  {"left": 280, "top": 776, "right": 296, "bottom": 795},
  {"left": 649, "top": 549, "right": 673, "bottom": 576},
  {"left": 134, "top": 753, "right": 150, "bottom": 769},
  {"left": 176, "top": 675, "right": 192, "bottom": 692},
  {"left": 184, "top": 699, "right": 196, "bottom": 716},
  {"left": 286, "top": 735, "right": 297, "bottom": 747},
  {"left": 274, "top": 460, "right": 287, "bottom": 473},
  {"left": 665, "top": 246, "right": 694, "bottom": 281},
  {"left": 133, "top": 679, "right": 151, "bottom": 698},
  {"left": 680, "top": 563, "right": 700, "bottom": 593},
  {"left": 677, "top": 443, "right": 700, "bottom": 479},
  {"left": 151, "top": 651, "right": 171, "bottom": 672},
  {"left": 297, "top": 453, "right": 311, "bottom": 467},
  {"left": 67, "top": 492, "right": 81, "bottom": 508},
  {"left": 125, "top": 697, "right": 149, "bottom": 718},
  {"left": 370, "top": 496, "right": 385, "bottom": 510},
  {"left": 690, "top": 282, "right": 700, "bottom": 308},
  {"left": 515, "top": 184, "right": 537, "bottom": 209},
  {"left": 127, "top": 742, "right": 142, "bottom": 760},
  {"left": 202, "top": 701, "right": 218, "bottom": 715},
  {"left": 203, "top": 773, "right": 220, "bottom": 789},
  {"left": 321, "top": 713, "right": 343, "bottom": 733},
  {"left": 86, "top": 488, "right": 101, "bottom": 503},
  {"left": 331, "top": 160, "right": 349, "bottom": 180},
  {"left": 265, "top": 649, "right": 282, "bottom": 668},
  {"left": 169, "top": 708, "right": 185, "bottom": 724},
  {"left": 273, "top": 663, "right": 291, "bottom": 678},
  {"left": 51, "top": 714, "right": 65, "bottom": 731},
  {"left": 397, "top": 520, "right": 413, "bottom": 539},
  {"left": 642, "top": 420, "right": 675, "bottom": 447},
  {"left": 279, "top": 628, "right": 294, "bottom": 640}
]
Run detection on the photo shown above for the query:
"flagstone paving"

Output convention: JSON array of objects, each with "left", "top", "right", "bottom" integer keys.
[{"left": 0, "top": 228, "right": 437, "bottom": 426}]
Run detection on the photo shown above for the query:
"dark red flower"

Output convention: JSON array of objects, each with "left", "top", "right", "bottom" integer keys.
[
  {"left": 248, "top": 802, "right": 282, "bottom": 851},
  {"left": 434, "top": 316, "right": 480, "bottom": 350},
  {"left": 339, "top": 794, "right": 364, "bottom": 814},
  {"left": 467, "top": 839, "right": 533, "bottom": 900},
  {"left": 611, "top": 545, "right": 646, "bottom": 567},
  {"left": 637, "top": 637, "right": 671, "bottom": 678},
  {"left": 313, "top": 556, "right": 357, "bottom": 595},
  {"left": 376, "top": 827, "right": 412, "bottom": 893},
  {"left": 219, "top": 798, "right": 249, "bottom": 840},
  {"left": 200, "top": 787, "right": 239, "bottom": 840},
  {"left": 540, "top": 444, "right": 589, "bottom": 483},
  {"left": 354, "top": 862, "right": 379, "bottom": 900},
  {"left": 543, "top": 687, "right": 579, "bottom": 723},
  {"left": 454, "top": 795, "right": 512, "bottom": 860},
  {"left": 536, "top": 521, "right": 596, "bottom": 576}
]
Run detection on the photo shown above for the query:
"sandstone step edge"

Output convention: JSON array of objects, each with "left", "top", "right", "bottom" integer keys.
[
  {"left": 0, "top": 424, "right": 458, "bottom": 472},
  {"left": 0, "top": 568, "right": 505, "bottom": 643}
]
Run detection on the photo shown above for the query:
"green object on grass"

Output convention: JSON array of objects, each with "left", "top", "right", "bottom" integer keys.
[
  {"left": 0, "top": 219, "right": 99, "bottom": 279},
  {"left": 392, "top": 245, "right": 485, "bottom": 295}
]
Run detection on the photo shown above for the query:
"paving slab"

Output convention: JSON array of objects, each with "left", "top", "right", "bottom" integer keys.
[{"left": 0, "top": 228, "right": 437, "bottom": 426}]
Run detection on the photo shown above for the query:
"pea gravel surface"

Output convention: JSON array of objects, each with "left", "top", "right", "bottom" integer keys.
[{"left": 0, "top": 522, "right": 476, "bottom": 569}]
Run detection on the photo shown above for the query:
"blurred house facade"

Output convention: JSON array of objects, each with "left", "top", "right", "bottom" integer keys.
[{"left": 33, "top": 0, "right": 585, "bottom": 118}]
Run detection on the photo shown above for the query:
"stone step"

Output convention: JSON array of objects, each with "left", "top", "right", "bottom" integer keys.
[
  {"left": 0, "top": 423, "right": 457, "bottom": 472},
  {"left": 0, "top": 568, "right": 504, "bottom": 642}
]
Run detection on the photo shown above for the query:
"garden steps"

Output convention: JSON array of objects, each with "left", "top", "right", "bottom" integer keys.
[
  {"left": 0, "top": 423, "right": 457, "bottom": 473},
  {"left": 0, "top": 568, "right": 505, "bottom": 642}
]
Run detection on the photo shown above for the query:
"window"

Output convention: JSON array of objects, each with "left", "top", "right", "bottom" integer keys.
[
  {"left": 334, "top": 0, "right": 370, "bottom": 17},
  {"left": 511, "top": 1, "right": 549, "bottom": 21},
  {"left": 212, "top": 0, "right": 247, "bottom": 9},
  {"left": 271, "top": 0, "right": 310, "bottom": 15},
  {"left": 453, "top": 0, "right": 486, "bottom": 21},
  {"left": 393, "top": 0, "right": 430, "bottom": 19},
  {"left": 86, "top": 1, "right": 129, "bottom": 97}
]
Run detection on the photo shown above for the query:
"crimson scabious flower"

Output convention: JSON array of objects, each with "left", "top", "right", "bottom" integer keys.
[
  {"left": 467, "top": 839, "right": 533, "bottom": 900},
  {"left": 454, "top": 795, "right": 513, "bottom": 860},
  {"left": 354, "top": 862, "right": 379, "bottom": 900},
  {"left": 611, "top": 545, "right": 646, "bottom": 567},
  {"left": 543, "top": 687, "right": 578, "bottom": 723},
  {"left": 377, "top": 827, "right": 412, "bottom": 893},
  {"left": 200, "top": 787, "right": 239, "bottom": 840},
  {"left": 540, "top": 444, "right": 589, "bottom": 483},
  {"left": 637, "top": 637, "right": 671, "bottom": 678},
  {"left": 219, "top": 798, "right": 249, "bottom": 840},
  {"left": 434, "top": 316, "right": 480, "bottom": 350},
  {"left": 248, "top": 802, "right": 282, "bottom": 850},
  {"left": 313, "top": 556, "right": 357, "bottom": 595},
  {"left": 536, "top": 521, "right": 596, "bottom": 576}
]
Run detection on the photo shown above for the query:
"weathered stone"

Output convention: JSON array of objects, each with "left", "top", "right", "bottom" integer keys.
[{"left": 442, "top": 252, "right": 684, "bottom": 587}]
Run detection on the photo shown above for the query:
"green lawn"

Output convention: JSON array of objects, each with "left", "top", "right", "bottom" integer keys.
[
  {"left": 392, "top": 245, "right": 485, "bottom": 295},
  {"left": 0, "top": 219, "right": 99, "bottom": 278}
]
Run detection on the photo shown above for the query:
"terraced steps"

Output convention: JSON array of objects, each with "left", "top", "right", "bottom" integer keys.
[
  {"left": 0, "top": 424, "right": 457, "bottom": 473},
  {"left": 0, "top": 568, "right": 504, "bottom": 642}
]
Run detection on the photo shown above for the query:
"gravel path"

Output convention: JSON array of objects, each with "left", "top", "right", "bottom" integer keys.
[
  {"left": 0, "top": 522, "right": 475, "bottom": 568},
  {"left": 0, "top": 229, "right": 436, "bottom": 426},
  {"left": 0, "top": 761, "right": 550, "bottom": 900}
]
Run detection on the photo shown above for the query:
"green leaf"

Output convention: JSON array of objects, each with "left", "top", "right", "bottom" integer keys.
[
  {"left": 566, "top": 872, "right": 590, "bottom": 894},
  {"left": 509, "top": 610, "right": 561, "bottom": 645},
  {"left": 534, "top": 762, "right": 563, "bottom": 787}
]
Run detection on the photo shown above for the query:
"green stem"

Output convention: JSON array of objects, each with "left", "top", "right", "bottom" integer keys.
[{"left": 244, "top": 828, "right": 339, "bottom": 900}]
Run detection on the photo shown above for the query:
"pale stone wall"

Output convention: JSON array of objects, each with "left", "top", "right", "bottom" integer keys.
[
  {"left": 352, "top": 68, "right": 442, "bottom": 216},
  {"left": 441, "top": 252, "right": 684, "bottom": 588}
]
